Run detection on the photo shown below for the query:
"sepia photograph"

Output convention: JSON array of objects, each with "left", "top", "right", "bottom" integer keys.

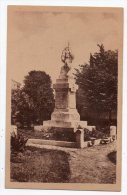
[{"left": 6, "top": 5, "right": 123, "bottom": 191}]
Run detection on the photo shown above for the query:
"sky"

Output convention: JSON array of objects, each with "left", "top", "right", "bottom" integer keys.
[{"left": 7, "top": 6, "right": 123, "bottom": 84}]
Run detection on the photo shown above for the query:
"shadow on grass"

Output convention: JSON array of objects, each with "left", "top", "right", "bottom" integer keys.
[
  {"left": 11, "top": 146, "right": 71, "bottom": 183},
  {"left": 107, "top": 151, "right": 116, "bottom": 164}
]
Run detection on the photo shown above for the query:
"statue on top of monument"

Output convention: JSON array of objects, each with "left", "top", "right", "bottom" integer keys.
[{"left": 60, "top": 43, "right": 74, "bottom": 79}]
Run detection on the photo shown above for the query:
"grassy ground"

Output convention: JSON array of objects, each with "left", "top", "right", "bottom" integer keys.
[
  {"left": 68, "top": 142, "right": 116, "bottom": 183},
  {"left": 11, "top": 141, "right": 116, "bottom": 183},
  {"left": 11, "top": 147, "right": 70, "bottom": 183}
]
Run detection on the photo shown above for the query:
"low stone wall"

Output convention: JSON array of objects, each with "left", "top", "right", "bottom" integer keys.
[
  {"left": 26, "top": 136, "right": 115, "bottom": 149},
  {"left": 27, "top": 125, "right": 116, "bottom": 149},
  {"left": 26, "top": 139, "right": 77, "bottom": 148}
]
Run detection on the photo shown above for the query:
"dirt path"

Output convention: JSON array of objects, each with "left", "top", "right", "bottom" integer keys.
[
  {"left": 68, "top": 142, "right": 116, "bottom": 183},
  {"left": 25, "top": 141, "right": 116, "bottom": 183}
]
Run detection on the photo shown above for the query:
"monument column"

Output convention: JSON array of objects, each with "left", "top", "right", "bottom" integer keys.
[{"left": 43, "top": 45, "right": 87, "bottom": 129}]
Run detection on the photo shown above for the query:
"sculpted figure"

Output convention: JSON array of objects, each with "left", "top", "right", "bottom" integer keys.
[{"left": 59, "top": 44, "right": 74, "bottom": 79}]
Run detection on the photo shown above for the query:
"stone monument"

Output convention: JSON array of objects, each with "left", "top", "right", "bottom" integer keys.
[{"left": 43, "top": 44, "right": 87, "bottom": 131}]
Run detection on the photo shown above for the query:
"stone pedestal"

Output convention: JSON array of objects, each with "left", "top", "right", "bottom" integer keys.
[
  {"left": 110, "top": 126, "right": 117, "bottom": 140},
  {"left": 75, "top": 129, "right": 84, "bottom": 148},
  {"left": 43, "top": 77, "right": 87, "bottom": 130}
]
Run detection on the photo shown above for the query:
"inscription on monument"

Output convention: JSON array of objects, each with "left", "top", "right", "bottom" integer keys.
[{"left": 55, "top": 90, "right": 68, "bottom": 109}]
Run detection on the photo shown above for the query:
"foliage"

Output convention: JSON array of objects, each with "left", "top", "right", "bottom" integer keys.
[
  {"left": 90, "top": 129, "right": 107, "bottom": 139},
  {"left": 17, "top": 128, "right": 76, "bottom": 142},
  {"left": 23, "top": 71, "right": 55, "bottom": 124},
  {"left": 11, "top": 88, "right": 34, "bottom": 126},
  {"left": 75, "top": 44, "right": 118, "bottom": 125},
  {"left": 11, "top": 133, "right": 28, "bottom": 152},
  {"left": 84, "top": 128, "right": 91, "bottom": 141},
  {"left": 83, "top": 128, "right": 106, "bottom": 141},
  {"left": 107, "top": 151, "right": 116, "bottom": 164},
  {"left": 11, "top": 71, "right": 55, "bottom": 126}
]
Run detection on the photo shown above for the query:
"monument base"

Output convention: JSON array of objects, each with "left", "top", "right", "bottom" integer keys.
[
  {"left": 43, "top": 120, "right": 87, "bottom": 132},
  {"left": 51, "top": 109, "right": 80, "bottom": 121},
  {"left": 43, "top": 108, "right": 87, "bottom": 132}
]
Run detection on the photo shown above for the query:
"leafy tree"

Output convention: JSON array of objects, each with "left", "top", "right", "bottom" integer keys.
[
  {"left": 11, "top": 88, "right": 34, "bottom": 126},
  {"left": 75, "top": 44, "right": 118, "bottom": 125},
  {"left": 23, "top": 70, "right": 54, "bottom": 124},
  {"left": 11, "top": 70, "right": 54, "bottom": 126}
]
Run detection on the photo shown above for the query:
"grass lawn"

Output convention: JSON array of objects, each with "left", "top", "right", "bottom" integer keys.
[
  {"left": 11, "top": 142, "right": 116, "bottom": 183},
  {"left": 11, "top": 147, "right": 70, "bottom": 182}
]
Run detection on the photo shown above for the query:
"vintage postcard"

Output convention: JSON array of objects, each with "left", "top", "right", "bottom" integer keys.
[{"left": 6, "top": 6, "right": 123, "bottom": 191}]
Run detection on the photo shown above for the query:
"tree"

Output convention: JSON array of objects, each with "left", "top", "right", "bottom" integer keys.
[
  {"left": 11, "top": 88, "right": 34, "bottom": 126},
  {"left": 23, "top": 70, "right": 55, "bottom": 125},
  {"left": 11, "top": 70, "right": 55, "bottom": 126},
  {"left": 75, "top": 44, "right": 118, "bottom": 125}
]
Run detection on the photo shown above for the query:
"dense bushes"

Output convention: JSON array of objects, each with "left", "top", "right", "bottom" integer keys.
[
  {"left": 84, "top": 128, "right": 108, "bottom": 141},
  {"left": 11, "top": 133, "right": 28, "bottom": 152},
  {"left": 107, "top": 151, "right": 116, "bottom": 164}
]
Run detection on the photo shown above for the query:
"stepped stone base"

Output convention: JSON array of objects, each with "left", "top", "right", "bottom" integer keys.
[{"left": 43, "top": 120, "right": 87, "bottom": 132}]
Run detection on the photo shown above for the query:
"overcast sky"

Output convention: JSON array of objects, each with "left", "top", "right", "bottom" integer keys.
[{"left": 7, "top": 6, "right": 123, "bottom": 84}]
